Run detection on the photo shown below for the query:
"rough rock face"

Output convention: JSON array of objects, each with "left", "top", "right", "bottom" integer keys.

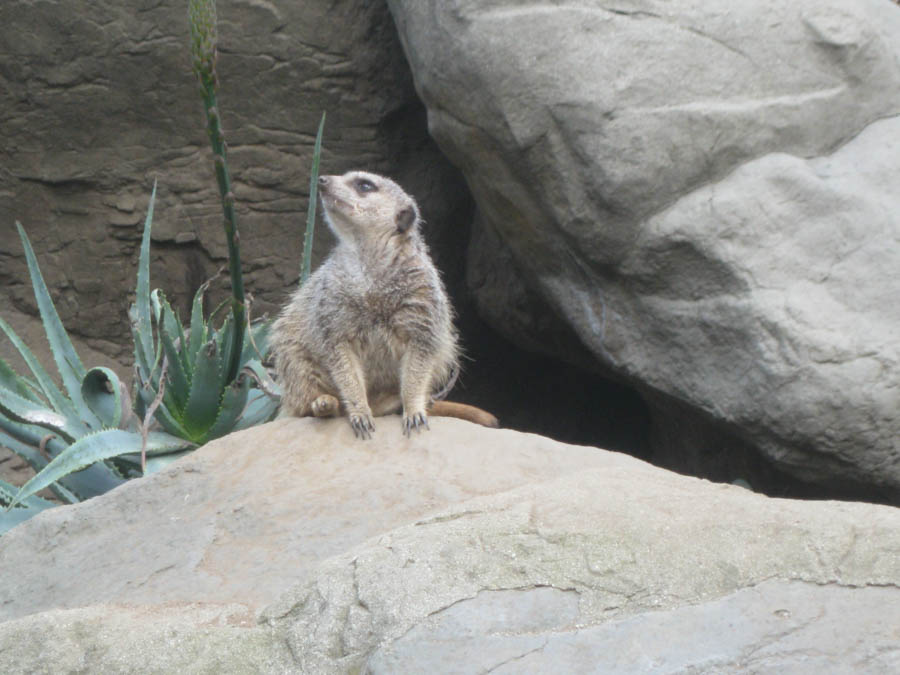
[
  {"left": 386, "top": 0, "right": 900, "bottom": 494},
  {"left": 0, "top": 0, "right": 469, "bottom": 371},
  {"left": 1, "top": 419, "right": 899, "bottom": 672}
]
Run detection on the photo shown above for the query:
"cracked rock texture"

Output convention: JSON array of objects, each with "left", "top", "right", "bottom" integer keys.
[
  {"left": 386, "top": 0, "right": 900, "bottom": 494},
  {"left": 0, "top": 0, "right": 469, "bottom": 371},
  {"left": 2, "top": 418, "right": 899, "bottom": 672}
]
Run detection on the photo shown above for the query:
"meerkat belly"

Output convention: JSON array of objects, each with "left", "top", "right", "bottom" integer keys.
[{"left": 353, "top": 325, "right": 402, "bottom": 396}]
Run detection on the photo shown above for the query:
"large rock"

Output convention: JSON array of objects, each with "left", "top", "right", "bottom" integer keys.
[
  {"left": 0, "top": 0, "right": 468, "bottom": 371},
  {"left": 386, "top": 0, "right": 900, "bottom": 493},
  {"left": 1, "top": 419, "right": 898, "bottom": 672}
]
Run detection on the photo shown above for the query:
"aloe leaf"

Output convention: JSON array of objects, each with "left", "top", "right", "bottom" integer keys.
[
  {"left": 234, "top": 389, "right": 279, "bottom": 431},
  {"left": 0, "top": 415, "right": 66, "bottom": 457},
  {"left": 217, "top": 312, "right": 239, "bottom": 386},
  {"left": 243, "top": 318, "right": 273, "bottom": 363},
  {"left": 56, "top": 462, "right": 126, "bottom": 501},
  {"left": 182, "top": 339, "right": 225, "bottom": 440},
  {"left": 0, "top": 387, "right": 84, "bottom": 443},
  {"left": 205, "top": 374, "right": 250, "bottom": 442},
  {"left": 0, "top": 356, "right": 43, "bottom": 404},
  {"left": 241, "top": 358, "right": 279, "bottom": 394},
  {"left": 133, "top": 181, "right": 157, "bottom": 372},
  {"left": 81, "top": 367, "right": 125, "bottom": 429},
  {"left": 15, "top": 223, "right": 101, "bottom": 430},
  {"left": 0, "top": 429, "right": 49, "bottom": 473},
  {"left": 301, "top": 111, "right": 326, "bottom": 286},
  {"left": 158, "top": 305, "right": 191, "bottom": 412},
  {"left": 0, "top": 419, "right": 124, "bottom": 501},
  {"left": 129, "top": 305, "right": 153, "bottom": 384},
  {"left": 160, "top": 294, "right": 190, "bottom": 376},
  {"left": 187, "top": 281, "right": 209, "bottom": 368},
  {"left": 141, "top": 396, "right": 193, "bottom": 440},
  {"left": 0, "top": 478, "right": 57, "bottom": 534},
  {"left": 6, "top": 429, "right": 187, "bottom": 509},
  {"left": 0, "top": 432, "right": 79, "bottom": 505},
  {"left": 0, "top": 316, "right": 75, "bottom": 417},
  {"left": 143, "top": 450, "right": 194, "bottom": 475}
]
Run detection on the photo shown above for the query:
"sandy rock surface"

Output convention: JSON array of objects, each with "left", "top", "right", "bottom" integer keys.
[{"left": 2, "top": 418, "right": 898, "bottom": 672}]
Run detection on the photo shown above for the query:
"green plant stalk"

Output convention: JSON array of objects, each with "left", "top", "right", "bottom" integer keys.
[
  {"left": 191, "top": 0, "right": 244, "bottom": 383},
  {"left": 300, "top": 111, "right": 326, "bottom": 286}
]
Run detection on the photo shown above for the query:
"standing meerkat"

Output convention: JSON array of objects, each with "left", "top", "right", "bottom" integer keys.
[{"left": 271, "top": 170, "right": 498, "bottom": 438}]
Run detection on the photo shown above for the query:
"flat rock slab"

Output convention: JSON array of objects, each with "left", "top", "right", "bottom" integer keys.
[
  {"left": 367, "top": 581, "right": 900, "bottom": 673},
  {"left": 0, "top": 417, "right": 617, "bottom": 620},
  {"left": 2, "top": 418, "right": 899, "bottom": 673}
]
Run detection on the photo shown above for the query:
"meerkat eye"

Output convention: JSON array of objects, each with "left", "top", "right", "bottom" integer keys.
[{"left": 354, "top": 178, "right": 378, "bottom": 194}]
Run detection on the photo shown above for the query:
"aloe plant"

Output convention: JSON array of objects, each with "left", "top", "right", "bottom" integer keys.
[
  {"left": 1, "top": 0, "right": 325, "bottom": 533},
  {"left": 0, "top": 215, "right": 193, "bottom": 530},
  {"left": 129, "top": 181, "right": 280, "bottom": 447}
]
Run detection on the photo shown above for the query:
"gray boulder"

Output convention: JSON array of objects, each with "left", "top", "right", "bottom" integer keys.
[
  {"left": 1, "top": 419, "right": 898, "bottom": 672},
  {"left": 386, "top": 0, "right": 900, "bottom": 493}
]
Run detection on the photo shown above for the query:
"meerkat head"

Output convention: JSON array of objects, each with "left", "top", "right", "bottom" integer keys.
[{"left": 317, "top": 171, "right": 421, "bottom": 244}]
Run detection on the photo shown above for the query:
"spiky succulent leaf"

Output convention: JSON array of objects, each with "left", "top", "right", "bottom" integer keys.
[
  {"left": 0, "top": 432, "right": 78, "bottom": 505},
  {"left": 187, "top": 281, "right": 209, "bottom": 368},
  {"left": 181, "top": 339, "right": 225, "bottom": 440},
  {"left": 216, "top": 313, "right": 238, "bottom": 383},
  {"left": 0, "top": 429, "right": 48, "bottom": 473},
  {"left": 234, "top": 389, "right": 279, "bottom": 431},
  {"left": 0, "top": 356, "right": 43, "bottom": 405},
  {"left": 132, "top": 181, "right": 157, "bottom": 378},
  {"left": 0, "top": 420, "right": 122, "bottom": 501},
  {"left": 158, "top": 304, "right": 191, "bottom": 413},
  {"left": 138, "top": 391, "right": 192, "bottom": 440},
  {"left": 0, "top": 415, "right": 66, "bottom": 457},
  {"left": 243, "top": 318, "right": 272, "bottom": 363},
  {"left": 204, "top": 375, "right": 250, "bottom": 442},
  {"left": 144, "top": 450, "right": 194, "bottom": 475},
  {"left": 160, "top": 293, "right": 190, "bottom": 375},
  {"left": 15, "top": 223, "right": 102, "bottom": 430},
  {"left": 81, "top": 367, "right": 130, "bottom": 429},
  {"left": 0, "top": 388, "right": 84, "bottom": 443},
  {"left": 5, "top": 429, "right": 191, "bottom": 510},
  {"left": 0, "top": 478, "right": 57, "bottom": 535},
  {"left": 0, "top": 316, "right": 74, "bottom": 417}
]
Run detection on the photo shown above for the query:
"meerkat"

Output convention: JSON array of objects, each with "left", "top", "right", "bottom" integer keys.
[{"left": 271, "top": 170, "right": 498, "bottom": 438}]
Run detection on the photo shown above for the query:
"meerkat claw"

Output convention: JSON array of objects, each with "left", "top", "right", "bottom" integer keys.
[
  {"left": 350, "top": 413, "right": 375, "bottom": 439},
  {"left": 403, "top": 412, "right": 429, "bottom": 437}
]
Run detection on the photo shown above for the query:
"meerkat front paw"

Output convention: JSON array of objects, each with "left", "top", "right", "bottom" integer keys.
[
  {"left": 348, "top": 412, "right": 375, "bottom": 439},
  {"left": 311, "top": 394, "right": 340, "bottom": 418},
  {"left": 402, "top": 410, "right": 430, "bottom": 437}
]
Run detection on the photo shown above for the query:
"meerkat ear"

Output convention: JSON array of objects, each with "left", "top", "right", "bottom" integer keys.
[{"left": 395, "top": 205, "right": 418, "bottom": 233}]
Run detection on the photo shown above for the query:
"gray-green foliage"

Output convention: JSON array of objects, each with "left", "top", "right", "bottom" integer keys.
[
  {"left": 129, "top": 182, "right": 280, "bottom": 449},
  {"left": 0, "top": 0, "right": 326, "bottom": 532},
  {"left": 0, "top": 214, "right": 193, "bottom": 532}
]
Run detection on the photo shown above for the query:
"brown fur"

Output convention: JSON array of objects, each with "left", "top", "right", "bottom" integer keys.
[{"left": 271, "top": 170, "right": 497, "bottom": 437}]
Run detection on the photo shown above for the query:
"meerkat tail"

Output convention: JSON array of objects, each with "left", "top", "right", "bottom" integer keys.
[{"left": 429, "top": 401, "right": 499, "bottom": 428}]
